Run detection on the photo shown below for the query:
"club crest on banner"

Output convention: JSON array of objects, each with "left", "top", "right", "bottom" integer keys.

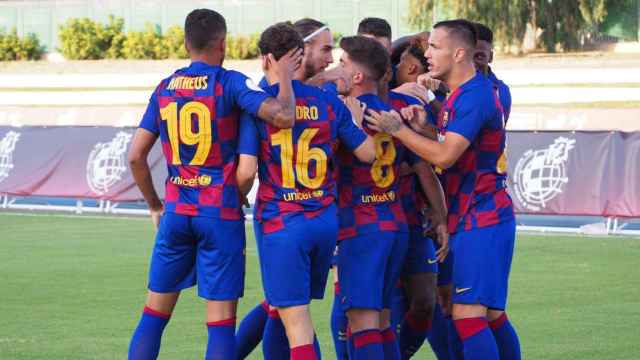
[
  {"left": 513, "top": 136, "right": 576, "bottom": 211},
  {"left": 86, "top": 131, "right": 132, "bottom": 196},
  {"left": 0, "top": 131, "right": 20, "bottom": 184}
]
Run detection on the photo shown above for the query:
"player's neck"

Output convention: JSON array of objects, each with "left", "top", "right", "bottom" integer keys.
[
  {"left": 349, "top": 82, "right": 378, "bottom": 98},
  {"left": 446, "top": 63, "right": 476, "bottom": 92},
  {"left": 190, "top": 53, "right": 223, "bottom": 67},
  {"left": 293, "top": 67, "right": 307, "bottom": 82},
  {"left": 264, "top": 69, "right": 281, "bottom": 86}
]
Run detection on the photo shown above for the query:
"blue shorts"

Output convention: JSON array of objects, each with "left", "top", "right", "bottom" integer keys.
[
  {"left": 254, "top": 205, "right": 337, "bottom": 307},
  {"left": 402, "top": 225, "right": 438, "bottom": 276},
  {"left": 451, "top": 219, "right": 516, "bottom": 310},
  {"left": 148, "top": 213, "right": 246, "bottom": 300},
  {"left": 338, "top": 230, "right": 409, "bottom": 311}
]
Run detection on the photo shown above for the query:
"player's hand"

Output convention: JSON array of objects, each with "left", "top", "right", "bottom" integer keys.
[
  {"left": 434, "top": 223, "right": 449, "bottom": 263},
  {"left": 417, "top": 73, "right": 444, "bottom": 92},
  {"left": 269, "top": 47, "right": 303, "bottom": 78},
  {"left": 343, "top": 96, "right": 367, "bottom": 129},
  {"left": 149, "top": 205, "right": 164, "bottom": 229},
  {"left": 364, "top": 109, "right": 405, "bottom": 135},
  {"left": 393, "top": 82, "right": 430, "bottom": 105}
]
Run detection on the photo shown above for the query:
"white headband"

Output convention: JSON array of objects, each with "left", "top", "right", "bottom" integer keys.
[{"left": 303, "top": 25, "right": 329, "bottom": 42}]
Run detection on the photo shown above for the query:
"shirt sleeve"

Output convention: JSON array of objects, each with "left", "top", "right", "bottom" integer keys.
[
  {"left": 446, "top": 92, "right": 487, "bottom": 143},
  {"left": 228, "top": 70, "right": 271, "bottom": 117},
  {"left": 331, "top": 96, "right": 367, "bottom": 151},
  {"left": 237, "top": 112, "right": 260, "bottom": 156},
  {"left": 138, "top": 90, "right": 160, "bottom": 135}
]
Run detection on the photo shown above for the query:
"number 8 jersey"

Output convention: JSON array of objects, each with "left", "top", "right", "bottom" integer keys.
[
  {"left": 138, "top": 61, "right": 271, "bottom": 219},
  {"left": 238, "top": 80, "right": 368, "bottom": 233},
  {"left": 336, "top": 94, "right": 409, "bottom": 240}
]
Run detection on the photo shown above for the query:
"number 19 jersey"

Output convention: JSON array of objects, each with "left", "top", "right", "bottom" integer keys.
[
  {"left": 336, "top": 94, "right": 409, "bottom": 240},
  {"left": 237, "top": 80, "right": 368, "bottom": 233},
  {"left": 139, "top": 61, "right": 270, "bottom": 219}
]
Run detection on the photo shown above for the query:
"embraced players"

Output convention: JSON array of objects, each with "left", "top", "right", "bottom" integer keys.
[
  {"left": 365, "top": 19, "right": 521, "bottom": 360},
  {"left": 126, "top": 8, "right": 302, "bottom": 360},
  {"left": 236, "top": 23, "right": 376, "bottom": 360}
]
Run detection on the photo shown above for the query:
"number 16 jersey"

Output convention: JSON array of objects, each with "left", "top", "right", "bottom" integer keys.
[
  {"left": 238, "top": 80, "right": 368, "bottom": 234},
  {"left": 139, "top": 61, "right": 271, "bottom": 219}
]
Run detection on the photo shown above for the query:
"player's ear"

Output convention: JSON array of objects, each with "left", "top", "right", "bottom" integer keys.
[
  {"left": 219, "top": 37, "right": 226, "bottom": 55},
  {"left": 352, "top": 71, "right": 364, "bottom": 86},
  {"left": 408, "top": 63, "right": 418, "bottom": 75},
  {"left": 261, "top": 55, "right": 269, "bottom": 72},
  {"left": 453, "top": 47, "right": 466, "bottom": 64},
  {"left": 489, "top": 49, "right": 494, "bottom": 64}
]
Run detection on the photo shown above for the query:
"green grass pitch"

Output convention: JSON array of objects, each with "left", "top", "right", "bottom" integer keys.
[{"left": 1, "top": 213, "right": 639, "bottom": 359}]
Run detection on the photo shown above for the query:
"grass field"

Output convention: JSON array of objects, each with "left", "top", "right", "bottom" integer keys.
[{"left": 1, "top": 212, "right": 639, "bottom": 359}]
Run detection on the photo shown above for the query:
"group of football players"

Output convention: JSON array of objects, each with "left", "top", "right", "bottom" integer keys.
[{"left": 126, "top": 7, "right": 519, "bottom": 360}]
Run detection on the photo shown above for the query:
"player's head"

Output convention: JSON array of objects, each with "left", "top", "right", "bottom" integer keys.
[
  {"left": 184, "top": 9, "right": 227, "bottom": 61},
  {"left": 357, "top": 17, "right": 392, "bottom": 52},
  {"left": 473, "top": 22, "right": 494, "bottom": 73},
  {"left": 396, "top": 42, "right": 429, "bottom": 85},
  {"left": 425, "top": 19, "right": 477, "bottom": 81},
  {"left": 293, "top": 18, "right": 334, "bottom": 79},
  {"left": 258, "top": 22, "right": 304, "bottom": 72},
  {"left": 338, "top": 36, "right": 390, "bottom": 95}
]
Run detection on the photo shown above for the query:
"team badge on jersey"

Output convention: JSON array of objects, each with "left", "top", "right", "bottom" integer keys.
[{"left": 86, "top": 131, "right": 132, "bottom": 195}]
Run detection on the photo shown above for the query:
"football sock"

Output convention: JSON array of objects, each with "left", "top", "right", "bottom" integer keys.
[
  {"left": 351, "top": 329, "right": 384, "bottom": 360},
  {"left": 454, "top": 317, "right": 499, "bottom": 360},
  {"left": 236, "top": 300, "right": 269, "bottom": 359},
  {"left": 262, "top": 309, "right": 289, "bottom": 360},
  {"left": 128, "top": 306, "right": 171, "bottom": 360},
  {"left": 330, "top": 282, "right": 349, "bottom": 359},
  {"left": 489, "top": 313, "right": 521, "bottom": 360},
  {"left": 291, "top": 344, "right": 318, "bottom": 360},
  {"left": 205, "top": 317, "right": 236, "bottom": 360},
  {"left": 425, "top": 304, "right": 450, "bottom": 359},
  {"left": 381, "top": 327, "right": 401, "bottom": 360},
  {"left": 447, "top": 316, "right": 463, "bottom": 360},
  {"left": 399, "top": 311, "right": 431, "bottom": 359}
]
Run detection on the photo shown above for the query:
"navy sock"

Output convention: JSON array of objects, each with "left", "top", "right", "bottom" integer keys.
[
  {"left": 128, "top": 306, "right": 170, "bottom": 360},
  {"left": 490, "top": 313, "right": 521, "bottom": 360},
  {"left": 454, "top": 318, "right": 499, "bottom": 360},
  {"left": 381, "top": 327, "right": 401, "bottom": 360},
  {"left": 236, "top": 300, "right": 269, "bottom": 359},
  {"left": 313, "top": 335, "right": 322, "bottom": 360},
  {"left": 399, "top": 311, "right": 430, "bottom": 359},
  {"left": 352, "top": 329, "right": 384, "bottom": 360},
  {"left": 330, "top": 283, "right": 349, "bottom": 360},
  {"left": 425, "top": 304, "right": 450, "bottom": 359},
  {"left": 446, "top": 316, "right": 463, "bottom": 360},
  {"left": 206, "top": 317, "right": 236, "bottom": 360},
  {"left": 262, "top": 309, "right": 289, "bottom": 360}
]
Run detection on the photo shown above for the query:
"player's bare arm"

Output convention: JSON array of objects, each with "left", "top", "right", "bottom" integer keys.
[
  {"left": 128, "top": 128, "right": 163, "bottom": 228},
  {"left": 306, "top": 66, "right": 350, "bottom": 88},
  {"left": 236, "top": 154, "right": 258, "bottom": 197},
  {"left": 257, "top": 48, "right": 303, "bottom": 128},
  {"left": 412, "top": 160, "right": 448, "bottom": 262},
  {"left": 365, "top": 109, "right": 470, "bottom": 169}
]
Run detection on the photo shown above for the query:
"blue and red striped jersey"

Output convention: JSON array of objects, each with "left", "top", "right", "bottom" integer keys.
[
  {"left": 388, "top": 91, "right": 427, "bottom": 227},
  {"left": 336, "top": 93, "right": 409, "bottom": 240},
  {"left": 486, "top": 69, "right": 512, "bottom": 122},
  {"left": 238, "top": 80, "right": 367, "bottom": 233},
  {"left": 436, "top": 73, "right": 514, "bottom": 234},
  {"left": 139, "top": 61, "right": 270, "bottom": 219}
]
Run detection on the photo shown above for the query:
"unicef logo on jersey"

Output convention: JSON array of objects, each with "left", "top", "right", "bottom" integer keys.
[
  {"left": 0, "top": 131, "right": 20, "bottom": 184},
  {"left": 86, "top": 131, "right": 132, "bottom": 195},
  {"left": 513, "top": 137, "right": 576, "bottom": 211}
]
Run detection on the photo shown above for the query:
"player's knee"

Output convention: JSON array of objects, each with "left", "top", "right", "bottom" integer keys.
[{"left": 410, "top": 296, "right": 436, "bottom": 320}]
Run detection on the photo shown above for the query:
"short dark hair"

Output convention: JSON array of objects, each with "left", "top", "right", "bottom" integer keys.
[
  {"left": 407, "top": 44, "right": 429, "bottom": 72},
  {"left": 433, "top": 19, "right": 477, "bottom": 50},
  {"left": 474, "top": 22, "right": 493, "bottom": 44},
  {"left": 259, "top": 22, "right": 304, "bottom": 61},
  {"left": 357, "top": 17, "right": 392, "bottom": 39},
  {"left": 340, "top": 36, "right": 390, "bottom": 81},
  {"left": 293, "top": 18, "right": 325, "bottom": 42},
  {"left": 184, "top": 9, "right": 227, "bottom": 51}
]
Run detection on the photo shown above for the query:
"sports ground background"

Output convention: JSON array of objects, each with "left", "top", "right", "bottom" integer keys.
[{"left": 1, "top": 1, "right": 640, "bottom": 359}]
